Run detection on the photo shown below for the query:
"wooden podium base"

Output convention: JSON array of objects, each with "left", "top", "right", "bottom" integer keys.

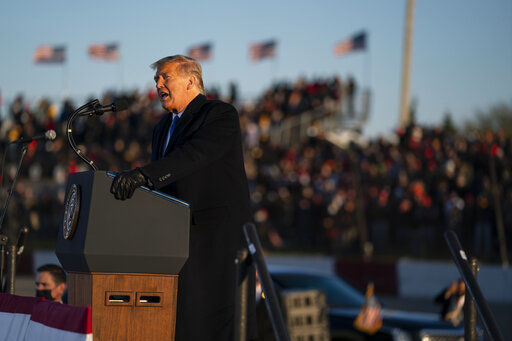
[{"left": 68, "top": 272, "right": 178, "bottom": 341}]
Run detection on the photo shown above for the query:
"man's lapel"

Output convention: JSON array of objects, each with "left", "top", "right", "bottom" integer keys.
[{"left": 164, "top": 94, "right": 207, "bottom": 156}]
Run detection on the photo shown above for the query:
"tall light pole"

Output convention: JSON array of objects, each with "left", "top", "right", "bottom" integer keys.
[{"left": 399, "top": 0, "right": 416, "bottom": 127}]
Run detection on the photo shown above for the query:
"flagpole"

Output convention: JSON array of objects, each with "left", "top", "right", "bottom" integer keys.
[
  {"left": 270, "top": 40, "right": 278, "bottom": 86},
  {"left": 118, "top": 56, "right": 124, "bottom": 91},
  {"left": 207, "top": 61, "right": 215, "bottom": 93},
  {"left": 399, "top": 0, "right": 416, "bottom": 127},
  {"left": 0, "top": 89, "right": 3, "bottom": 119},
  {"left": 62, "top": 62, "right": 68, "bottom": 100},
  {"left": 360, "top": 44, "right": 372, "bottom": 127},
  {"left": 363, "top": 33, "right": 371, "bottom": 91},
  {"left": 271, "top": 57, "right": 279, "bottom": 86}
]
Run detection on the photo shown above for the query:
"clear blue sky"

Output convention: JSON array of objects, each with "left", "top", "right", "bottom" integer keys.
[{"left": 1, "top": 0, "right": 511, "bottom": 136}]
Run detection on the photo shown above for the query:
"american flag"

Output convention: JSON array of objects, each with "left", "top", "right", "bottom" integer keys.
[
  {"left": 333, "top": 31, "right": 366, "bottom": 57},
  {"left": 33, "top": 45, "right": 66, "bottom": 63},
  {"left": 353, "top": 282, "right": 382, "bottom": 335},
  {"left": 187, "top": 43, "right": 212, "bottom": 61},
  {"left": 88, "top": 43, "right": 120, "bottom": 61},
  {"left": 249, "top": 40, "right": 277, "bottom": 62}
]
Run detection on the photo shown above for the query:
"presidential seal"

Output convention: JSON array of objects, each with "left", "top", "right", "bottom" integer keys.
[{"left": 63, "top": 184, "right": 81, "bottom": 240}]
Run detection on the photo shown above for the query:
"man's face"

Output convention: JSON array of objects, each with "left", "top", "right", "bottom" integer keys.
[
  {"left": 35, "top": 271, "right": 65, "bottom": 302},
  {"left": 154, "top": 63, "right": 190, "bottom": 113}
]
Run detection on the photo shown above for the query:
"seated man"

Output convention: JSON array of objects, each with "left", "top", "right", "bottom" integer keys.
[{"left": 35, "top": 264, "right": 67, "bottom": 303}]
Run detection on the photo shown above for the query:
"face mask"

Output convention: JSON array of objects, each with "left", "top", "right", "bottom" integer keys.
[{"left": 36, "top": 289, "right": 53, "bottom": 300}]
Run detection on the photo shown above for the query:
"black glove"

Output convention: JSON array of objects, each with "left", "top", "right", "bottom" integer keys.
[{"left": 110, "top": 168, "right": 148, "bottom": 200}]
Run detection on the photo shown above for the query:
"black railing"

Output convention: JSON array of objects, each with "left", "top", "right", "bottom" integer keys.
[
  {"left": 234, "top": 222, "right": 290, "bottom": 341},
  {"left": 444, "top": 230, "right": 504, "bottom": 341}
]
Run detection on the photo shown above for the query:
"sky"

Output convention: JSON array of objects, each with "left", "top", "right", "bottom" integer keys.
[{"left": 0, "top": 0, "right": 511, "bottom": 136}]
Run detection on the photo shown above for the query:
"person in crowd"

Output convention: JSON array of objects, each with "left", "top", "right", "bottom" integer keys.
[
  {"left": 434, "top": 279, "right": 465, "bottom": 326},
  {"left": 35, "top": 264, "right": 67, "bottom": 303}
]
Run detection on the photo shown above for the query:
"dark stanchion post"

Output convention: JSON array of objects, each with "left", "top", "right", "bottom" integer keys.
[
  {"left": 6, "top": 244, "right": 16, "bottom": 294},
  {"left": 0, "top": 235, "right": 6, "bottom": 291},
  {"left": 234, "top": 249, "right": 249, "bottom": 341},
  {"left": 464, "top": 257, "right": 479, "bottom": 341},
  {"left": 243, "top": 223, "right": 290, "bottom": 341},
  {"left": 3, "top": 226, "right": 28, "bottom": 294},
  {"left": 444, "top": 230, "right": 504, "bottom": 341}
]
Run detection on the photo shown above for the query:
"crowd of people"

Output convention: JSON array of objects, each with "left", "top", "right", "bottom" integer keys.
[
  {"left": 250, "top": 123, "right": 512, "bottom": 261},
  {"left": 1, "top": 76, "right": 511, "bottom": 262}
]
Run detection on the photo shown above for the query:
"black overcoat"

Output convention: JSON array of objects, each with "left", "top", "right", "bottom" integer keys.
[{"left": 142, "top": 94, "right": 254, "bottom": 340}]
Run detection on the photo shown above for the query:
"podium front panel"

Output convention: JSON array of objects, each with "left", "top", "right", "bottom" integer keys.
[{"left": 56, "top": 171, "right": 189, "bottom": 275}]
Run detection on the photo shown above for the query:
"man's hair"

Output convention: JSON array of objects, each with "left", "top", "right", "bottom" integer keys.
[
  {"left": 150, "top": 55, "right": 205, "bottom": 94},
  {"left": 37, "top": 264, "right": 66, "bottom": 285}
]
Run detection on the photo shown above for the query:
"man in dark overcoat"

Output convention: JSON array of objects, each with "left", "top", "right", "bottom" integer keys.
[{"left": 110, "top": 55, "right": 255, "bottom": 340}]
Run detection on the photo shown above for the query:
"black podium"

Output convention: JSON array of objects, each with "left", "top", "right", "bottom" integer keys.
[{"left": 56, "top": 171, "right": 189, "bottom": 341}]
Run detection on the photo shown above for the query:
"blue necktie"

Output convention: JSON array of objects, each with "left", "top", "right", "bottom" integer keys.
[{"left": 162, "top": 115, "right": 179, "bottom": 157}]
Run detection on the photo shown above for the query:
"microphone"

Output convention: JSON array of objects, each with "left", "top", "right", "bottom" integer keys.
[
  {"left": 11, "top": 130, "right": 57, "bottom": 144},
  {"left": 79, "top": 99, "right": 129, "bottom": 116},
  {"left": 16, "top": 226, "right": 29, "bottom": 256}
]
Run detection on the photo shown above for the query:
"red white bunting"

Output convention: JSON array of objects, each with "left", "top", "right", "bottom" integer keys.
[{"left": 0, "top": 293, "right": 92, "bottom": 341}]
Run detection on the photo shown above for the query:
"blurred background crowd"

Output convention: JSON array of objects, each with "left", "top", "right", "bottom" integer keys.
[{"left": 1, "top": 75, "right": 511, "bottom": 263}]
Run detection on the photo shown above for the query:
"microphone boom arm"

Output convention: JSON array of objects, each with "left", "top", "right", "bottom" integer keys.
[
  {"left": 0, "top": 143, "right": 28, "bottom": 293},
  {"left": 66, "top": 99, "right": 100, "bottom": 171}
]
